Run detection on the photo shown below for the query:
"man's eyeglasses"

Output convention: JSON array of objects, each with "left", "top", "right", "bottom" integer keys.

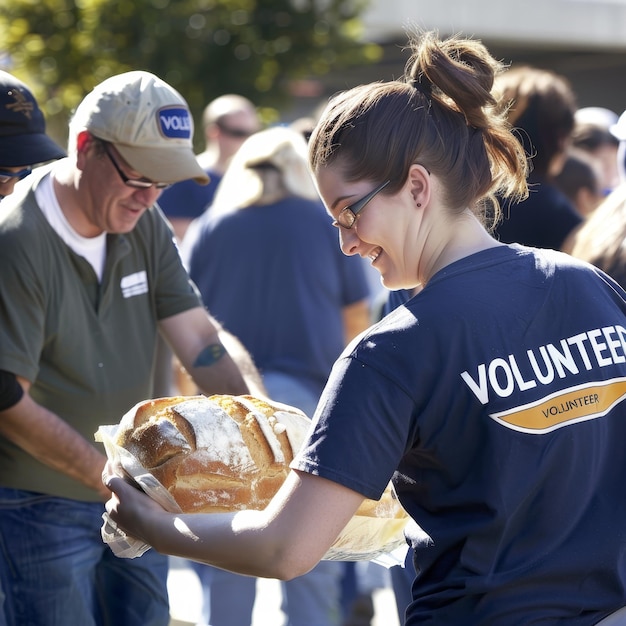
[
  {"left": 0, "top": 167, "right": 32, "bottom": 185},
  {"left": 103, "top": 144, "right": 170, "bottom": 190},
  {"left": 215, "top": 120, "right": 254, "bottom": 139},
  {"left": 334, "top": 180, "right": 391, "bottom": 229}
]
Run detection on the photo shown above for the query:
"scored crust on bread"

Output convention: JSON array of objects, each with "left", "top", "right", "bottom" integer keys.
[{"left": 114, "top": 394, "right": 311, "bottom": 514}]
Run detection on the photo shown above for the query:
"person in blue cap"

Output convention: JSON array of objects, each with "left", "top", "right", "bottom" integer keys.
[
  {"left": 0, "top": 70, "right": 66, "bottom": 434},
  {"left": 0, "top": 70, "right": 65, "bottom": 199}
]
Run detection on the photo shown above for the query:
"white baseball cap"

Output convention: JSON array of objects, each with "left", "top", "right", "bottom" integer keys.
[
  {"left": 611, "top": 110, "right": 626, "bottom": 142},
  {"left": 575, "top": 106, "right": 618, "bottom": 130},
  {"left": 72, "top": 71, "right": 209, "bottom": 184}
]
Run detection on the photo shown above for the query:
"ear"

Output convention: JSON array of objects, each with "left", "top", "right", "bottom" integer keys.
[
  {"left": 576, "top": 187, "right": 601, "bottom": 217},
  {"left": 206, "top": 123, "right": 221, "bottom": 142},
  {"left": 407, "top": 163, "right": 430, "bottom": 209},
  {"left": 75, "top": 131, "right": 93, "bottom": 170}
]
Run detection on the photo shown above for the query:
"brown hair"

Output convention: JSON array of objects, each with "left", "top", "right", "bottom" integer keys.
[
  {"left": 553, "top": 148, "right": 601, "bottom": 204},
  {"left": 308, "top": 31, "right": 528, "bottom": 227},
  {"left": 494, "top": 66, "right": 577, "bottom": 178}
]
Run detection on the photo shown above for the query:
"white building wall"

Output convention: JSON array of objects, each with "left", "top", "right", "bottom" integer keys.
[{"left": 362, "top": 0, "right": 626, "bottom": 49}]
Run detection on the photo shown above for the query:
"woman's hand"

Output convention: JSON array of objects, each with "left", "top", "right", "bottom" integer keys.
[
  {"left": 102, "top": 461, "right": 169, "bottom": 544},
  {"left": 102, "top": 463, "right": 364, "bottom": 580}
]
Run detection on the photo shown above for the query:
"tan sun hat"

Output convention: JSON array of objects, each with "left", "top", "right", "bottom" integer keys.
[{"left": 72, "top": 71, "right": 208, "bottom": 185}]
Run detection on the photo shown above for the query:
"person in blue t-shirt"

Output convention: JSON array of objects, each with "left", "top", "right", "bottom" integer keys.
[
  {"left": 179, "top": 125, "right": 371, "bottom": 626},
  {"left": 105, "top": 31, "right": 626, "bottom": 626},
  {"left": 152, "top": 94, "right": 262, "bottom": 398},
  {"left": 491, "top": 66, "right": 583, "bottom": 251}
]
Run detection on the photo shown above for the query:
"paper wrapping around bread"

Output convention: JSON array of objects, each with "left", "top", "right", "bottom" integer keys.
[
  {"left": 324, "top": 482, "right": 409, "bottom": 563},
  {"left": 96, "top": 394, "right": 409, "bottom": 564}
]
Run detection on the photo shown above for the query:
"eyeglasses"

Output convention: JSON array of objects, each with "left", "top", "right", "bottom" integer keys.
[
  {"left": 0, "top": 167, "right": 32, "bottom": 184},
  {"left": 334, "top": 180, "right": 391, "bottom": 229},
  {"left": 215, "top": 120, "right": 254, "bottom": 139},
  {"left": 103, "top": 144, "right": 170, "bottom": 190}
]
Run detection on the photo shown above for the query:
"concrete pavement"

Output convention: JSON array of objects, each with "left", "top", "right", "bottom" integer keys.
[{"left": 167, "top": 557, "right": 401, "bottom": 626}]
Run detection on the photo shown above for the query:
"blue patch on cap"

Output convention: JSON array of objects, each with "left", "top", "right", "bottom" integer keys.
[{"left": 158, "top": 106, "right": 192, "bottom": 139}]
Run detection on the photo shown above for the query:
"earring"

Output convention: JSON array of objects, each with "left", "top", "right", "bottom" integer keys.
[{"left": 417, "top": 202, "right": 422, "bottom": 208}]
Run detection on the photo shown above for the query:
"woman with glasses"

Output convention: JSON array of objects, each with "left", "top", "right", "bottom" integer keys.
[{"left": 105, "top": 31, "right": 626, "bottom": 625}]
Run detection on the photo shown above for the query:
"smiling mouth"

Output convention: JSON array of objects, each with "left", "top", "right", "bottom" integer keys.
[
  {"left": 122, "top": 203, "right": 146, "bottom": 215},
  {"left": 368, "top": 248, "right": 382, "bottom": 264}
]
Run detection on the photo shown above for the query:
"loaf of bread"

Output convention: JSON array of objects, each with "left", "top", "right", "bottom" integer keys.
[
  {"left": 114, "top": 394, "right": 312, "bottom": 514},
  {"left": 101, "top": 393, "right": 410, "bottom": 561}
]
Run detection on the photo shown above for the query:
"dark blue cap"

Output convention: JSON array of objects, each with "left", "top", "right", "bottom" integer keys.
[{"left": 0, "top": 70, "right": 66, "bottom": 167}]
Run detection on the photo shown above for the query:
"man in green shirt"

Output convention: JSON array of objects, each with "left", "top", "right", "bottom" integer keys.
[{"left": 0, "top": 71, "right": 264, "bottom": 626}]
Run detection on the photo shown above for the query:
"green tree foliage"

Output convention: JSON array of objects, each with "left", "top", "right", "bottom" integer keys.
[{"left": 0, "top": 0, "right": 381, "bottom": 145}]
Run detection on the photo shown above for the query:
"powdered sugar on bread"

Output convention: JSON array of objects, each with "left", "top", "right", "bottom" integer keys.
[{"left": 113, "top": 394, "right": 311, "bottom": 513}]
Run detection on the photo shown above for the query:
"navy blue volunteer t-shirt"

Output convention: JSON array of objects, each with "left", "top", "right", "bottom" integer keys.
[{"left": 294, "top": 244, "right": 626, "bottom": 626}]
